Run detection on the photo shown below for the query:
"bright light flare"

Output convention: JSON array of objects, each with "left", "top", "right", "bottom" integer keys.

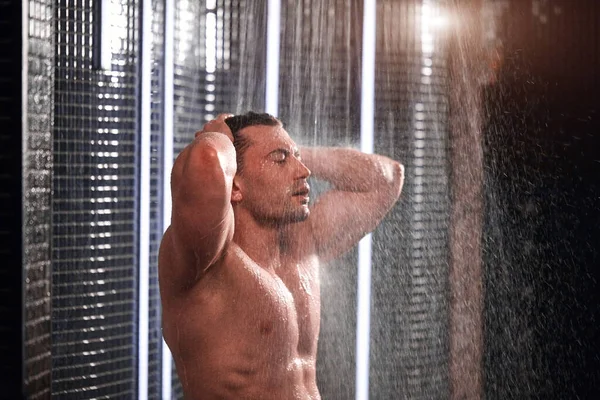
[{"left": 421, "top": 2, "right": 449, "bottom": 54}]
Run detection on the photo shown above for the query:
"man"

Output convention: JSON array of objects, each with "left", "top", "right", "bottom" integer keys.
[{"left": 159, "top": 112, "right": 404, "bottom": 399}]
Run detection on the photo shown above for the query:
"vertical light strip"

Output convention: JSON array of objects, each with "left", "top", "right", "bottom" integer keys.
[
  {"left": 357, "top": 1, "right": 376, "bottom": 399},
  {"left": 205, "top": 12, "right": 217, "bottom": 73},
  {"left": 161, "top": 0, "right": 175, "bottom": 398},
  {"left": 138, "top": 0, "right": 152, "bottom": 396},
  {"left": 100, "top": 0, "right": 112, "bottom": 70},
  {"left": 265, "top": 0, "right": 281, "bottom": 116},
  {"left": 21, "top": 0, "right": 29, "bottom": 388}
]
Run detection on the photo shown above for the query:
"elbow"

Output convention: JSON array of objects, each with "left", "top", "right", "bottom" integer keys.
[
  {"left": 171, "top": 142, "right": 231, "bottom": 204},
  {"left": 196, "top": 143, "right": 221, "bottom": 165},
  {"left": 191, "top": 141, "right": 235, "bottom": 179}
]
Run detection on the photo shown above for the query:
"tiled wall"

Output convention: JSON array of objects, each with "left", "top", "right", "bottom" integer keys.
[
  {"left": 51, "top": 0, "right": 139, "bottom": 396},
  {"left": 24, "top": 0, "right": 55, "bottom": 397}
]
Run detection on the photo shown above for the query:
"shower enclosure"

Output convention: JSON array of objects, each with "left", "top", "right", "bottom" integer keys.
[{"left": 2, "top": 0, "right": 599, "bottom": 399}]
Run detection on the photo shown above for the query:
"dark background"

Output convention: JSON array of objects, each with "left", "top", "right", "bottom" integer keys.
[{"left": 482, "top": 1, "right": 600, "bottom": 398}]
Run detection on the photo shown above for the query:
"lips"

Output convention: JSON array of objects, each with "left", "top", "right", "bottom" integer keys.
[{"left": 292, "top": 183, "right": 310, "bottom": 196}]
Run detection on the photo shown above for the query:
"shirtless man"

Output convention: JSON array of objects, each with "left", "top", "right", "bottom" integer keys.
[{"left": 159, "top": 112, "right": 404, "bottom": 399}]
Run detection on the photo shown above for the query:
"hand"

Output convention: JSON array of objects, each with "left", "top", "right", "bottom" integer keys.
[{"left": 195, "top": 113, "right": 235, "bottom": 142}]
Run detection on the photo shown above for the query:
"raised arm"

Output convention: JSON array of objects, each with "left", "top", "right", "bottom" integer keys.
[
  {"left": 161, "top": 115, "right": 236, "bottom": 290},
  {"left": 301, "top": 146, "right": 404, "bottom": 262}
]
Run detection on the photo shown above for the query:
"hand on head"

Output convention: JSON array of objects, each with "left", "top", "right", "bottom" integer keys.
[{"left": 195, "top": 113, "right": 235, "bottom": 142}]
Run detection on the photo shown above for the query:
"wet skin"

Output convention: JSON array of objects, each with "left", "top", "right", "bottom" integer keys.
[
  {"left": 159, "top": 116, "right": 404, "bottom": 399},
  {"left": 160, "top": 231, "right": 321, "bottom": 399}
]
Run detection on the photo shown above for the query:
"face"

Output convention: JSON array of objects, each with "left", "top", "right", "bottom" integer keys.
[{"left": 232, "top": 124, "right": 311, "bottom": 225}]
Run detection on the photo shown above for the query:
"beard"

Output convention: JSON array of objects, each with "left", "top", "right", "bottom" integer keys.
[{"left": 251, "top": 198, "right": 310, "bottom": 228}]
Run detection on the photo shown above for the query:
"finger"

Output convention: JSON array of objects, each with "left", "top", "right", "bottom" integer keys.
[
  {"left": 201, "top": 119, "right": 219, "bottom": 131},
  {"left": 216, "top": 113, "right": 234, "bottom": 121}
]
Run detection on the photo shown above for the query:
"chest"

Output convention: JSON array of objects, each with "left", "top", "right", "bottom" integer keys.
[
  {"left": 278, "top": 258, "right": 320, "bottom": 316},
  {"left": 276, "top": 258, "right": 321, "bottom": 352},
  {"left": 226, "top": 251, "right": 321, "bottom": 353}
]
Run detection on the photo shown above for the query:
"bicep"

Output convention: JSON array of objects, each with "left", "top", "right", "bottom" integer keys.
[{"left": 308, "top": 190, "right": 393, "bottom": 263}]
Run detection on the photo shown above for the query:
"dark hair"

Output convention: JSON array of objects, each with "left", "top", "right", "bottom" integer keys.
[{"left": 225, "top": 111, "right": 282, "bottom": 174}]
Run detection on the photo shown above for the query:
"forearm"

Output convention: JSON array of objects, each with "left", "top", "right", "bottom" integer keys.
[{"left": 300, "top": 146, "right": 404, "bottom": 194}]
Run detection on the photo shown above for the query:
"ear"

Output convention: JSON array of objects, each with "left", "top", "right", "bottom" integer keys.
[{"left": 231, "top": 176, "right": 243, "bottom": 203}]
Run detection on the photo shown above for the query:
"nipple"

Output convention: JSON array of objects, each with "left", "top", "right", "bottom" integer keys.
[{"left": 259, "top": 321, "right": 274, "bottom": 335}]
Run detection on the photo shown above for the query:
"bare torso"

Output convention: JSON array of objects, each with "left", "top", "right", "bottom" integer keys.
[
  {"left": 160, "top": 229, "right": 322, "bottom": 400},
  {"left": 160, "top": 116, "right": 403, "bottom": 399}
]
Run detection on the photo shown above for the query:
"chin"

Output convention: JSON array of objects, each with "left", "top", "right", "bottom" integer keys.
[
  {"left": 260, "top": 207, "right": 309, "bottom": 227},
  {"left": 286, "top": 207, "right": 310, "bottom": 224}
]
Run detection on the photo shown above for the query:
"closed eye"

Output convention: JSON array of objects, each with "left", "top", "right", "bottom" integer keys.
[
  {"left": 269, "top": 149, "right": 289, "bottom": 163},
  {"left": 268, "top": 147, "right": 300, "bottom": 164}
]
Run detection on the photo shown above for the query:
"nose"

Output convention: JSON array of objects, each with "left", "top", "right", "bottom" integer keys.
[{"left": 296, "top": 158, "right": 311, "bottom": 179}]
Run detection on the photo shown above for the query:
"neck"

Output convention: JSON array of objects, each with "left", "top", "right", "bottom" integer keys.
[{"left": 232, "top": 206, "right": 288, "bottom": 271}]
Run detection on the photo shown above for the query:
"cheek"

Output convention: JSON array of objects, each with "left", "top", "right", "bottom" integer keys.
[
  {"left": 258, "top": 166, "right": 287, "bottom": 187},
  {"left": 242, "top": 165, "right": 290, "bottom": 200},
  {"left": 242, "top": 174, "right": 274, "bottom": 201}
]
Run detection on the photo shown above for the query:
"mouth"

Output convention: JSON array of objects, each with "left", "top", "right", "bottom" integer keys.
[
  {"left": 291, "top": 183, "right": 310, "bottom": 197},
  {"left": 292, "top": 184, "right": 310, "bottom": 205}
]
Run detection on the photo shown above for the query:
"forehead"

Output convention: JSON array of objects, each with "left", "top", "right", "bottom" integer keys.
[{"left": 241, "top": 125, "right": 296, "bottom": 152}]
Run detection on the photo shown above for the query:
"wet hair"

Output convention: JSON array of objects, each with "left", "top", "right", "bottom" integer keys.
[{"left": 225, "top": 111, "right": 282, "bottom": 174}]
